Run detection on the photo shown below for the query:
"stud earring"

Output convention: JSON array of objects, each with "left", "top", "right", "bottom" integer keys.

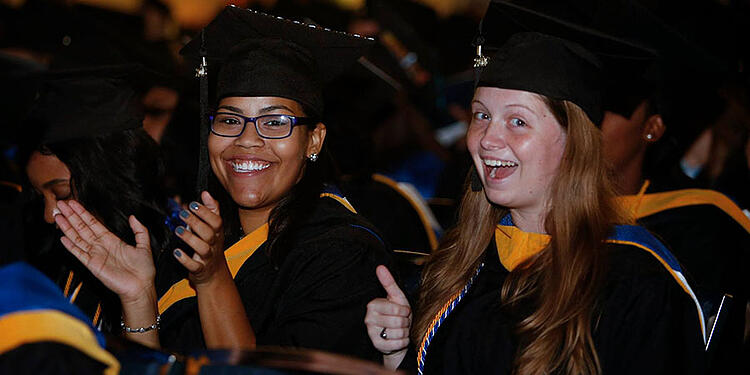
[
  {"left": 646, "top": 134, "right": 653, "bottom": 140},
  {"left": 307, "top": 153, "right": 319, "bottom": 162}
]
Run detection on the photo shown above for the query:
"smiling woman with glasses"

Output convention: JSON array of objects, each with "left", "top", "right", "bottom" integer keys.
[{"left": 53, "top": 6, "right": 392, "bottom": 361}]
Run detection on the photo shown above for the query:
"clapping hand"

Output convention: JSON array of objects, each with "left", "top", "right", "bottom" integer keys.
[{"left": 54, "top": 200, "right": 155, "bottom": 303}]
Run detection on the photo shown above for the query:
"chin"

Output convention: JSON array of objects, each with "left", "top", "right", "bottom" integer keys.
[
  {"left": 229, "top": 189, "right": 264, "bottom": 209},
  {"left": 483, "top": 188, "right": 518, "bottom": 208}
]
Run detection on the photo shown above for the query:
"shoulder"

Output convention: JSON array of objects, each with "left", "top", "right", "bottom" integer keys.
[
  {"left": 284, "top": 196, "right": 390, "bottom": 264},
  {"left": 635, "top": 188, "right": 750, "bottom": 233},
  {"left": 298, "top": 196, "right": 386, "bottom": 247},
  {"left": 604, "top": 225, "right": 687, "bottom": 286}
]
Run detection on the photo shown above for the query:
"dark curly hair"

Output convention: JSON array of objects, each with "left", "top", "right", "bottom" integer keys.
[{"left": 40, "top": 128, "right": 172, "bottom": 255}]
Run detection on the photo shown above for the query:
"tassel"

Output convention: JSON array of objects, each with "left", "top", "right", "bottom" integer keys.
[{"left": 196, "top": 30, "right": 210, "bottom": 195}]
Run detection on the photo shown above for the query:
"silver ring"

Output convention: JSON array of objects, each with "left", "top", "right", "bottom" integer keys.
[{"left": 380, "top": 327, "right": 387, "bottom": 339}]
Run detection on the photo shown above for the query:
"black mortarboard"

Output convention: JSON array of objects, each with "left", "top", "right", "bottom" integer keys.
[
  {"left": 180, "top": 6, "right": 374, "bottom": 193},
  {"left": 476, "top": 32, "right": 605, "bottom": 125},
  {"left": 181, "top": 5, "right": 374, "bottom": 117},
  {"left": 28, "top": 64, "right": 145, "bottom": 144},
  {"left": 477, "top": 0, "right": 658, "bottom": 119},
  {"left": 478, "top": 0, "right": 728, "bottom": 174}
]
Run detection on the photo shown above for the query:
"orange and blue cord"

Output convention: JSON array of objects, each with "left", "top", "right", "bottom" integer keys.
[{"left": 417, "top": 263, "right": 485, "bottom": 375}]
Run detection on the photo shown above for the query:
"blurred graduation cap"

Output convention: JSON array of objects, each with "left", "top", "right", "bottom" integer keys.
[
  {"left": 26, "top": 64, "right": 147, "bottom": 145},
  {"left": 180, "top": 5, "right": 374, "bottom": 192},
  {"left": 477, "top": 0, "right": 658, "bottom": 119}
]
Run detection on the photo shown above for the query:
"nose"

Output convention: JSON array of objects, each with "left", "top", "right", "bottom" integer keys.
[
  {"left": 233, "top": 121, "right": 265, "bottom": 148},
  {"left": 43, "top": 198, "right": 57, "bottom": 224},
  {"left": 479, "top": 121, "right": 507, "bottom": 150}
]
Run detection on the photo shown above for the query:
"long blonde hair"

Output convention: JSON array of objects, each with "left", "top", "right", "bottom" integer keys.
[{"left": 414, "top": 97, "right": 622, "bottom": 375}]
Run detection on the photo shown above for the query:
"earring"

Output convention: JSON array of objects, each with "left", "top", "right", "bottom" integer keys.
[
  {"left": 307, "top": 153, "right": 319, "bottom": 162},
  {"left": 646, "top": 134, "right": 653, "bottom": 140},
  {"left": 470, "top": 166, "right": 483, "bottom": 192}
]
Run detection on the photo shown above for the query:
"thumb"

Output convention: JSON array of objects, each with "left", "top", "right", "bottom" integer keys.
[
  {"left": 129, "top": 215, "right": 151, "bottom": 250},
  {"left": 201, "top": 191, "right": 220, "bottom": 215},
  {"left": 376, "top": 265, "right": 409, "bottom": 306}
]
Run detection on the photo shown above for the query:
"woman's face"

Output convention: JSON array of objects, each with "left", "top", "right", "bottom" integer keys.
[
  {"left": 26, "top": 151, "right": 72, "bottom": 224},
  {"left": 467, "top": 87, "right": 567, "bottom": 214},
  {"left": 208, "top": 96, "right": 325, "bottom": 211}
]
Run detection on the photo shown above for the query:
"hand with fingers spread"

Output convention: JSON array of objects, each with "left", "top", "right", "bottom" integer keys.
[
  {"left": 172, "top": 191, "right": 229, "bottom": 286},
  {"left": 365, "top": 265, "right": 411, "bottom": 369},
  {"left": 54, "top": 200, "right": 156, "bottom": 302}
]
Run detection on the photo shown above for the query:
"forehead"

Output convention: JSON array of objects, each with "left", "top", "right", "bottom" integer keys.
[
  {"left": 217, "top": 96, "right": 305, "bottom": 114},
  {"left": 26, "top": 151, "right": 70, "bottom": 185},
  {"left": 472, "top": 87, "right": 547, "bottom": 112}
]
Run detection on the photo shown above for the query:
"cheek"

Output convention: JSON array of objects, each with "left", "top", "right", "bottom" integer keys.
[
  {"left": 522, "top": 135, "right": 565, "bottom": 180},
  {"left": 208, "top": 138, "right": 230, "bottom": 167},
  {"left": 465, "top": 126, "right": 483, "bottom": 157}
]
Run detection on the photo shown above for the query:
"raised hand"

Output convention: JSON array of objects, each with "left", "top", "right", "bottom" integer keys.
[
  {"left": 365, "top": 265, "right": 411, "bottom": 368},
  {"left": 172, "top": 191, "right": 229, "bottom": 286},
  {"left": 55, "top": 200, "right": 155, "bottom": 302}
]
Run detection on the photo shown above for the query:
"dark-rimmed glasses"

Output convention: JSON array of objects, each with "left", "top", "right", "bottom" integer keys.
[{"left": 209, "top": 112, "right": 315, "bottom": 139}]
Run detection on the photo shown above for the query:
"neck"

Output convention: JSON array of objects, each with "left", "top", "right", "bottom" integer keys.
[
  {"left": 614, "top": 152, "right": 645, "bottom": 195},
  {"left": 509, "top": 207, "right": 547, "bottom": 234},
  {"left": 238, "top": 205, "right": 274, "bottom": 235}
]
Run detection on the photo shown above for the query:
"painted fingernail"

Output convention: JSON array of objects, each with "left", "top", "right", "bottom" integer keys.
[
  {"left": 175, "top": 226, "right": 185, "bottom": 235},
  {"left": 174, "top": 249, "right": 182, "bottom": 258},
  {"left": 189, "top": 202, "right": 200, "bottom": 211},
  {"left": 179, "top": 210, "right": 190, "bottom": 219},
  {"left": 52, "top": 208, "right": 61, "bottom": 217}
]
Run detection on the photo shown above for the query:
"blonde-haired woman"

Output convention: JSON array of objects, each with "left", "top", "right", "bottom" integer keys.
[{"left": 365, "top": 32, "right": 706, "bottom": 374}]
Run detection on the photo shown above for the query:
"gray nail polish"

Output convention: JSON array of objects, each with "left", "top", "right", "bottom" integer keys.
[
  {"left": 179, "top": 210, "right": 190, "bottom": 219},
  {"left": 189, "top": 201, "right": 200, "bottom": 211}
]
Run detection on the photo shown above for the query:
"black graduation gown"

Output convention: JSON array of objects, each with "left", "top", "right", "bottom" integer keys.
[
  {"left": 0, "top": 262, "right": 119, "bottom": 375},
  {"left": 342, "top": 173, "right": 438, "bottom": 254},
  {"left": 410, "top": 228, "right": 706, "bottom": 374},
  {"left": 620, "top": 179, "right": 750, "bottom": 372},
  {"left": 342, "top": 173, "right": 439, "bottom": 300},
  {"left": 155, "top": 195, "right": 392, "bottom": 362}
]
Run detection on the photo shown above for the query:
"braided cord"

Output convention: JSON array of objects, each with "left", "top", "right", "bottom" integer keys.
[{"left": 416, "top": 263, "right": 485, "bottom": 375}]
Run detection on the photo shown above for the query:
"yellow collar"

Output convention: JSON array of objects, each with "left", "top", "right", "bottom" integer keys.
[{"left": 494, "top": 224, "right": 550, "bottom": 271}]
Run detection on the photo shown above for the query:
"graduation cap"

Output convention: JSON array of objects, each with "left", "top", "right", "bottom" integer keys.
[
  {"left": 478, "top": 0, "right": 728, "bottom": 174},
  {"left": 27, "top": 64, "right": 146, "bottom": 144},
  {"left": 476, "top": 0, "right": 658, "bottom": 119},
  {"left": 180, "top": 5, "right": 374, "bottom": 193},
  {"left": 475, "top": 31, "right": 605, "bottom": 124}
]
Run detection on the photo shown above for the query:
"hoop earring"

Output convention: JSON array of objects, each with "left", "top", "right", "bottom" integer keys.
[
  {"left": 470, "top": 166, "right": 483, "bottom": 192},
  {"left": 307, "top": 153, "right": 319, "bottom": 162}
]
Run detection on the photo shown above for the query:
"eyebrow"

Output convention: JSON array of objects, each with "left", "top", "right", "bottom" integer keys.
[
  {"left": 42, "top": 178, "right": 69, "bottom": 189},
  {"left": 259, "top": 105, "right": 295, "bottom": 114},
  {"left": 217, "top": 105, "right": 245, "bottom": 113},
  {"left": 505, "top": 103, "right": 535, "bottom": 112},
  {"left": 471, "top": 99, "right": 488, "bottom": 108}
]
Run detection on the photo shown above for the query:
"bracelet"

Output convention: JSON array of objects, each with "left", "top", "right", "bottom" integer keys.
[{"left": 121, "top": 315, "right": 160, "bottom": 333}]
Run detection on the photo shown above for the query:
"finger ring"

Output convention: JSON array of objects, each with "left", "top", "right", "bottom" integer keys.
[{"left": 380, "top": 327, "right": 387, "bottom": 339}]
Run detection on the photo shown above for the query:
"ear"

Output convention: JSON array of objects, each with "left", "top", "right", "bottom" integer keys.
[
  {"left": 642, "top": 114, "right": 665, "bottom": 143},
  {"left": 306, "top": 123, "right": 327, "bottom": 156}
]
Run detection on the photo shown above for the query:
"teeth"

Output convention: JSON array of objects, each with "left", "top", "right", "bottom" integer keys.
[
  {"left": 231, "top": 160, "right": 270, "bottom": 172},
  {"left": 483, "top": 159, "right": 518, "bottom": 167}
]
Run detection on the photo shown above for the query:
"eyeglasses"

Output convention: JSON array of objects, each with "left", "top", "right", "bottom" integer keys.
[{"left": 209, "top": 112, "right": 315, "bottom": 139}]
